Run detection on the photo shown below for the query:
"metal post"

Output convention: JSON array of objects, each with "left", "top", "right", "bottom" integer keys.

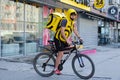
[
  {"left": 116, "top": 22, "right": 119, "bottom": 43},
  {"left": 23, "top": 1, "right": 26, "bottom": 56},
  {"left": 0, "top": 1, "right": 1, "bottom": 57}
]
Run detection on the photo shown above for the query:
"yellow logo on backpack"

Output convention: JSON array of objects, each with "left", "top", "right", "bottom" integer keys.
[{"left": 46, "top": 12, "right": 65, "bottom": 32}]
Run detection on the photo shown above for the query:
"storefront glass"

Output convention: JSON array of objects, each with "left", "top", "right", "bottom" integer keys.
[
  {"left": 118, "top": 29, "right": 120, "bottom": 42},
  {"left": 0, "top": 0, "right": 21, "bottom": 56},
  {"left": 24, "top": 3, "right": 40, "bottom": 55},
  {"left": 0, "top": 0, "right": 43, "bottom": 57},
  {"left": 98, "top": 20, "right": 111, "bottom": 45}
]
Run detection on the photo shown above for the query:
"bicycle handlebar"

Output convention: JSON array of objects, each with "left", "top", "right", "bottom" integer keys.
[{"left": 72, "top": 40, "right": 83, "bottom": 45}]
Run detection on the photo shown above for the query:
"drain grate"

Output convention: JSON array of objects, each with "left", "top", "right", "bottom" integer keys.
[{"left": 92, "top": 77, "right": 112, "bottom": 80}]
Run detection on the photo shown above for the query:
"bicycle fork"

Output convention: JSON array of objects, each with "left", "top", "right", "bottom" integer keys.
[{"left": 76, "top": 53, "right": 85, "bottom": 68}]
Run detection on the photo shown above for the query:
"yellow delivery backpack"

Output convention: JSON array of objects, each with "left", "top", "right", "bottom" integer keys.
[{"left": 46, "top": 12, "right": 65, "bottom": 32}]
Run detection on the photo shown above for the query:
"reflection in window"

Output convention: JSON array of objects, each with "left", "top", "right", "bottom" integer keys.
[{"left": 0, "top": 0, "right": 43, "bottom": 56}]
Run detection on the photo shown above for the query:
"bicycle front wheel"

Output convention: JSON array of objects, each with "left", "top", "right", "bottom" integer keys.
[
  {"left": 72, "top": 54, "right": 95, "bottom": 79},
  {"left": 33, "top": 53, "right": 55, "bottom": 77}
]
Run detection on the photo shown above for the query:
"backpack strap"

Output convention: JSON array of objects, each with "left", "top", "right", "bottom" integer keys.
[{"left": 56, "top": 17, "right": 67, "bottom": 31}]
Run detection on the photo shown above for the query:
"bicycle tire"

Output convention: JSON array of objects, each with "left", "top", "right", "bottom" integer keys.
[
  {"left": 33, "top": 53, "right": 55, "bottom": 77},
  {"left": 72, "top": 54, "right": 95, "bottom": 79}
]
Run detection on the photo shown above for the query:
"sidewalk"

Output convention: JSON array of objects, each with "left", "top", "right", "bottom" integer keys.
[
  {"left": 0, "top": 60, "right": 32, "bottom": 71},
  {"left": 0, "top": 45, "right": 120, "bottom": 80}
]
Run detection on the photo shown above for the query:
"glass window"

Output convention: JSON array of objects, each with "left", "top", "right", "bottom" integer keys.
[
  {"left": 0, "top": 0, "right": 22, "bottom": 56},
  {"left": 118, "top": 29, "right": 120, "bottom": 42},
  {"left": 25, "top": 4, "right": 42, "bottom": 55},
  {"left": 0, "top": 0, "right": 44, "bottom": 56}
]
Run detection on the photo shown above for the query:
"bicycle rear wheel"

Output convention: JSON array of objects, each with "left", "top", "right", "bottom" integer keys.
[
  {"left": 72, "top": 54, "right": 95, "bottom": 79},
  {"left": 33, "top": 53, "right": 55, "bottom": 77}
]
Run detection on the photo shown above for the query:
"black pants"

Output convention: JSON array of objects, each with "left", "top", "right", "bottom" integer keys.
[{"left": 54, "top": 37, "right": 69, "bottom": 52}]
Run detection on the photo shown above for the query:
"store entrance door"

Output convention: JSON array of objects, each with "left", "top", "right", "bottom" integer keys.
[{"left": 98, "top": 26, "right": 109, "bottom": 45}]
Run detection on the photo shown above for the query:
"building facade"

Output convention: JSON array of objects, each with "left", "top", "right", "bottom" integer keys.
[{"left": 0, "top": 0, "right": 120, "bottom": 57}]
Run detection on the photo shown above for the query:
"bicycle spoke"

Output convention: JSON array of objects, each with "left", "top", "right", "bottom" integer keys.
[
  {"left": 33, "top": 53, "right": 55, "bottom": 77},
  {"left": 72, "top": 54, "right": 95, "bottom": 79}
]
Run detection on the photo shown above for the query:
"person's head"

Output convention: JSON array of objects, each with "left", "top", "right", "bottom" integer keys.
[{"left": 66, "top": 9, "right": 77, "bottom": 21}]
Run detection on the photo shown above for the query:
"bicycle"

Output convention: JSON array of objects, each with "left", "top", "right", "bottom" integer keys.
[{"left": 33, "top": 40, "right": 95, "bottom": 79}]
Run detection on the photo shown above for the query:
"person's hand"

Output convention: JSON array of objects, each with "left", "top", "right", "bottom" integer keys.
[
  {"left": 80, "top": 39, "right": 83, "bottom": 45},
  {"left": 78, "top": 38, "right": 83, "bottom": 44}
]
